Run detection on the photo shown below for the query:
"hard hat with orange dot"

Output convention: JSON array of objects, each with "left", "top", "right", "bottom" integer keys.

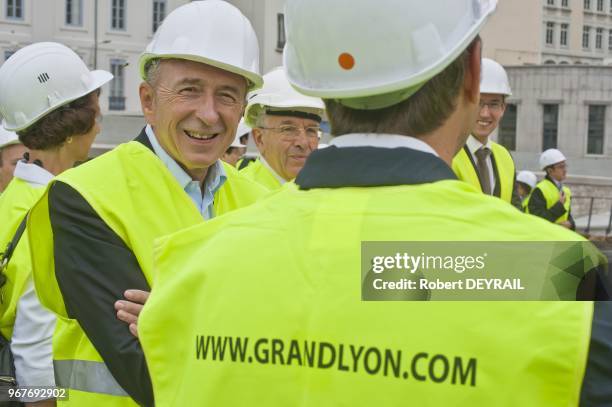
[{"left": 283, "top": 0, "right": 497, "bottom": 110}]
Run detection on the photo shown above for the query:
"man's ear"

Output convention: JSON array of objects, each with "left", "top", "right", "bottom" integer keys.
[
  {"left": 464, "top": 40, "right": 482, "bottom": 105},
  {"left": 252, "top": 128, "right": 266, "bottom": 153},
  {"left": 139, "top": 82, "right": 156, "bottom": 125}
]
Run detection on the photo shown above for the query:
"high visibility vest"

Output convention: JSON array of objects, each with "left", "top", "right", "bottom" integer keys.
[
  {"left": 452, "top": 141, "right": 515, "bottom": 203},
  {"left": 529, "top": 178, "right": 572, "bottom": 223},
  {"left": 240, "top": 159, "right": 283, "bottom": 191},
  {"left": 140, "top": 180, "right": 593, "bottom": 406},
  {"left": 28, "top": 141, "right": 266, "bottom": 406},
  {"left": 0, "top": 177, "right": 45, "bottom": 340}
]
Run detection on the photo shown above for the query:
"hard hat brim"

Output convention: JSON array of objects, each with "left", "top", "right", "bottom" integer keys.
[{"left": 139, "top": 53, "right": 263, "bottom": 92}]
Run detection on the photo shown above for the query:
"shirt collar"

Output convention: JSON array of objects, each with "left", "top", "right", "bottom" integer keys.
[
  {"left": 259, "top": 156, "right": 287, "bottom": 185},
  {"left": 466, "top": 134, "right": 492, "bottom": 155},
  {"left": 13, "top": 160, "right": 54, "bottom": 187},
  {"left": 329, "top": 133, "right": 439, "bottom": 157},
  {"left": 144, "top": 124, "right": 227, "bottom": 191}
]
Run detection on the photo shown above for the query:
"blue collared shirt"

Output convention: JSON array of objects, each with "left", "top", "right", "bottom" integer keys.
[{"left": 145, "top": 125, "right": 226, "bottom": 220}]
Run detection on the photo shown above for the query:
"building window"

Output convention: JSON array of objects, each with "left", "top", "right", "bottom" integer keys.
[
  {"left": 111, "top": 0, "right": 126, "bottom": 30},
  {"left": 562, "top": 0, "right": 569, "bottom": 6},
  {"left": 276, "top": 13, "right": 286, "bottom": 51},
  {"left": 152, "top": 0, "right": 166, "bottom": 33},
  {"left": 587, "top": 105, "right": 605, "bottom": 154},
  {"left": 583, "top": 26, "right": 591, "bottom": 48},
  {"left": 6, "top": 0, "right": 23, "bottom": 19},
  {"left": 65, "top": 0, "right": 83, "bottom": 26},
  {"left": 499, "top": 104, "right": 517, "bottom": 151},
  {"left": 546, "top": 22, "right": 555, "bottom": 45},
  {"left": 584, "top": 0, "right": 591, "bottom": 9},
  {"left": 109, "top": 59, "right": 125, "bottom": 111},
  {"left": 596, "top": 27, "right": 604, "bottom": 49},
  {"left": 560, "top": 23, "right": 569, "bottom": 46},
  {"left": 609, "top": 29, "right": 612, "bottom": 51},
  {"left": 542, "top": 104, "right": 559, "bottom": 150},
  {"left": 597, "top": 0, "right": 604, "bottom": 10},
  {"left": 547, "top": 0, "right": 555, "bottom": 4}
]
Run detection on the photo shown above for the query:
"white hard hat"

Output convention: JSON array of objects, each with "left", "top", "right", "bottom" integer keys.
[
  {"left": 244, "top": 67, "right": 325, "bottom": 127},
  {"left": 139, "top": 0, "right": 262, "bottom": 91},
  {"left": 480, "top": 58, "right": 512, "bottom": 96},
  {"left": 0, "top": 42, "right": 113, "bottom": 131},
  {"left": 232, "top": 119, "right": 250, "bottom": 148},
  {"left": 516, "top": 170, "right": 537, "bottom": 189},
  {"left": 284, "top": 0, "right": 497, "bottom": 110},
  {"left": 0, "top": 125, "right": 20, "bottom": 149},
  {"left": 539, "top": 148, "right": 567, "bottom": 169},
  {"left": 318, "top": 143, "right": 330, "bottom": 149}
]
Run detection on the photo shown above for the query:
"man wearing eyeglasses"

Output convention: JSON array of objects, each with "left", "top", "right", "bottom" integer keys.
[
  {"left": 528, "top": 148, "right": 575, "bottom": 230},
  {"left": 241, "top": 67, "right": 325, "bottom": 190},
  {"left": 452, "top": 58, "right": 522, "bottom": 209}
]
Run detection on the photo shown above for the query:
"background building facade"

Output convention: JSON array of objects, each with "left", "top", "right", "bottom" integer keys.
[{"left": 481, "top": 0, "right": 612, "bottom": 65}]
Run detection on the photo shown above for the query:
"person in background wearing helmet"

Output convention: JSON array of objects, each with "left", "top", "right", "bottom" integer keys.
[
  {"left": 138, "top": 0, "right": 611, "bottom": 405},
  {"left": 0, "top": 126, "right": 27, "bottom": 194},
  {"left": 222, "top": 119, "right": 249, "bottom": 167},
  {"left": 516, "top": 170, "right": 537, "bottom": 211},
  {"left": 241, "top": 67, "right": 325, "bottom": 190},
  {"left": 528, "top": 148, "right": 575, "bottom": 230},
  {"left": 25, "top": 2, "right": 266, "bottom": 406},
  {"left": 0, "top": 42, "right": 112, "bottom": 406},
  {"left": 452, "top": 58, "right": 522, "bottom": 209}
]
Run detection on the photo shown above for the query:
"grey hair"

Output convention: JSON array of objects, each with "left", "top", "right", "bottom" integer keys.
[
  {"left": 254, "top": 110, "right": 267, "bottom": 128},
  {"left": 143, "top": 58, "right": 162, "bottom": 87}
]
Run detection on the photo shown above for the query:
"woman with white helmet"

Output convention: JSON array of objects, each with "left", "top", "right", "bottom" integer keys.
[
  {"left": 527, "top": 148, "right": 575, "bottom": 230},
  {"left": 0, "top": 42, "right": 112, "bottom": 405}
]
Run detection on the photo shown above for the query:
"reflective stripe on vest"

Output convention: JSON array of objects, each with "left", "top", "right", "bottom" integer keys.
[
  {"left": 451, "top": 141, "right": 515, "bottom": 203},
  {"left": 531, "top": 179, "right": 572, "bottom": 223},
  {"left": 0, "top": 177, "right": 45, "bottom": 339},
  {"left": 140, "top": 179, "right": 593, "bottom": 406},
  {"left": 240, "top": 159, "right": 282, "bottom": 191},
  {"left": 28, "top": 141, "right": 267, "bottom": 404},
  {"left": 54, "top": 359, "right": 128, "bottom": 397}
]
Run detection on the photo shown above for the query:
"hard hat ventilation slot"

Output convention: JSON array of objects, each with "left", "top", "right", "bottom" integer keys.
[{"left": 37, "top": 73, "right": 50, "bottom": 83}]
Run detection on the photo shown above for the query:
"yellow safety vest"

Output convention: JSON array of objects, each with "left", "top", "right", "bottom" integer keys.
[
  {"left": 452, "top": 141, "right": 515, "bottom": 203},
  {"left": 529, "top": 178, "right": 572, "bottom": 223},
  {"left": 240, "top": 159, "right": 283, "bottom": 191},
  {"left": 0, "top": 177, "right": 45, "bottom": 340},
  {"left": 140, "top": 180, "right": 592, "bottom": 406},
  {"left": 28, "top": 141, "right": 266, "bottom": 406}
]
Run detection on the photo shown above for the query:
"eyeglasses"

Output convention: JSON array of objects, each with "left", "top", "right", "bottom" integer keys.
[
  {"left": 479, "top": 100, "right": 504, "bottom": 112},
  {"left": 261, "top": 125, "right": 321, "bottom": 140}
]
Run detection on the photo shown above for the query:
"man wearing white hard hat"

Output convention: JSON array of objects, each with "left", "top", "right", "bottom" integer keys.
[
  {"left": 241, "top": 66, "right": 325, "bottom": 190},
  {"left": 221, "top": 119, "right": 249, "bottom": 167},
  {"left": 516, "top": 170, "right": 537, "bottom": 211},
  {"left": 527, "top": 148, "right": 575, "bottom": 230},
  {"left": 452, "top": 58, "right": 521, "bottom": 208},
  {"left": 26, "top": 2, "right": 266, "bottom": 406},
  {"left": 0, "top": 126, "right": 27, "bottom": 193},
  {"left": 138, "top": 0, "right": 610, "bottom": 405},
  {"left": 0, "top": 42, "right": 112, "bottom": 406}
]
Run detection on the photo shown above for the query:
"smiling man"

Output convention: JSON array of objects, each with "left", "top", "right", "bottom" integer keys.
[
  {"left": 26, "top": 2, "right": 266, "bottom": 406},
  {"left": 241, "top": 67, "right": 325, "bottom": 190},
  {"left": 452, "top": 58, "right": 521, "bottom": 208}
]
